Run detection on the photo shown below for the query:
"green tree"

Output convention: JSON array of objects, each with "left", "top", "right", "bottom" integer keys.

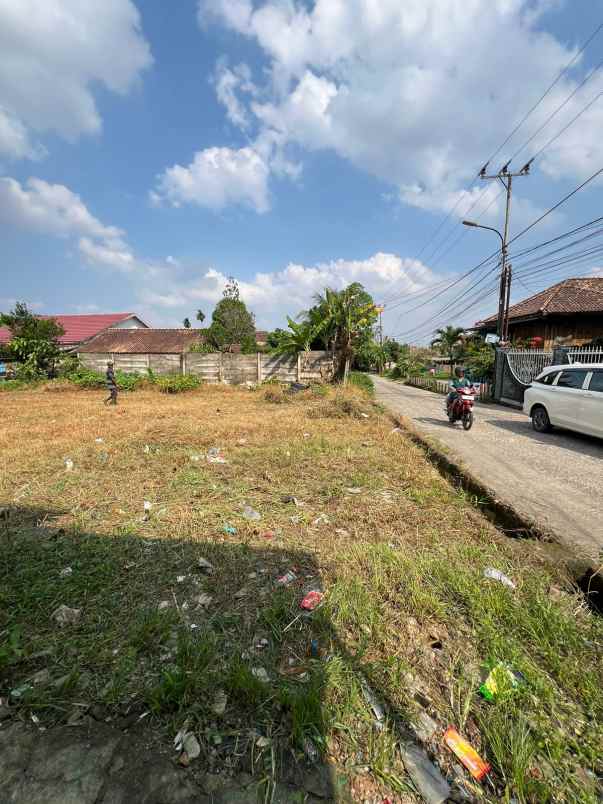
[
  {"left": 430, "top": 325, "right": 465, "bottom": 376},
  {"left": 208, "top": 277, "right": 256, "bottom": 353},
  {"left": 183, "top": 317, "right": 191, "bottom": 329},
  {"left": 196, "top": 309, "right": 205, "bottom": 325},
  {"left": 383, "top": 338, "right": 403, "bottom": 365},
  {"left": 463, "top": 335, "right": 495, "bottom": 380},
  {"left": 267, "top": 328, "right": 289, "bottom": 350},
  {"left": 0, "top": 302, "right": 64, "bottom": 377},
  {"left": 304, "top": 283, "right": 378, "bottom": 383},
  {"left": 273, "top": 318, "right": 317, "bottom": 354}
]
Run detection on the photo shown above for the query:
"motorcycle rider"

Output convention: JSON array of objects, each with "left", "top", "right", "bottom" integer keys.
[{"left": 446, "top": 366, "right": 472, "bottom": 415}]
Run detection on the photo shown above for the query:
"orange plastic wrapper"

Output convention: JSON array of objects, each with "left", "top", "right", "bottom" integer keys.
[{"left": 443, "top": 727, "right": 491, "bottom": 781}]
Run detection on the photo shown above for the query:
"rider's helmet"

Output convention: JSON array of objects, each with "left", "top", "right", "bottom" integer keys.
[{"left": 454, "top": 366, "right": 465, "bottom": 378}]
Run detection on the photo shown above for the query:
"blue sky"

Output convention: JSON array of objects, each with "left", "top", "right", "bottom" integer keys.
[{"left": 1, "top": 0, "right": 601, "bottom": 342}]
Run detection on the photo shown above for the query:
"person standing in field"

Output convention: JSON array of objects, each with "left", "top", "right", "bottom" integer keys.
[{"left": 104, "top": 361, "right": 118, "bottom": 405}]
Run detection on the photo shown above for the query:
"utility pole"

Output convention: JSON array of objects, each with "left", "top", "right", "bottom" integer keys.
[
  {"left": 375, "top": 305, "right": 385, "bottom": 374},
  {"left": 477, "top": 158, "right": 532, "bottom": 341}
]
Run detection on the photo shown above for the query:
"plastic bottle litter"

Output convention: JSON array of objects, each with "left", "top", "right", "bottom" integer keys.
[
  {"left": 276, "top": 570, "right": 297, "bottom": 587},
  {"left": 196, "top": 557, "right": 214, "bottom": 574},
  {"left": 64, "top": 458, "right": 74, "bottom": 472},
  {"left": 207, "top": 448, "right": 227, "bottom": 464},
  {"left": 59, "top": 567, "right": 73, "bottom": 578},
  {"left": 360, "top": 679, "right": 385, "bottom": 727},
  {"left": 95, "top": 437, "right": 104, "bottom": 443},
  {"left": 479, "top": 662, "right": 524, "bottom": 702},
  {"left": 242, "top": 504, "right": 261, "bottom": 521},
  {"left": 443, "top": 727, "right": 491, "bottom": 781},
  {"left": 252, "top": 667, "right": 269, "bottom": 683},
  {"left": 212, "top": 690, "right": 227, "bottom": 716},
  {"left": 300, "top": 590, "right": 323, "bottom": 611},
  {"left": 484, "top": 567, "right": 516, "bottom": 589},
  {"left": 401, "top": 743, "right": 451, "bottom": 804},
  {"left": 223, "top": 525, "right": 237, "bottom": 535},
  {"left": 143, "top": 500, "right": 152, "bottom": 520}
]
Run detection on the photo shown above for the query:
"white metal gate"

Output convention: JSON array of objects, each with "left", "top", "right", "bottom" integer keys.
[
  {"left": 567, "top": 346, "right": 603, "bottom": 364},
  {"left": 505, "top": 349, "right": 553, "bottom": 385}
]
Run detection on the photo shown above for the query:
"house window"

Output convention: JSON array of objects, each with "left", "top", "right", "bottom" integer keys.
[
  {"left": 588, "top": 370, "right": 603, "bottom": 393},
  {"left": 556, "top": 370, "right": 588, "bottom": 389}
]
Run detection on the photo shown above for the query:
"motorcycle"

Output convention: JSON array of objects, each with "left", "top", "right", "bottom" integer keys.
[{"left": 447, "top": 386, "right": 475, "bottom": 430}]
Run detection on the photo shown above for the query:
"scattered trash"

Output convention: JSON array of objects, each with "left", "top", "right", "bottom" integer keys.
[
  {"left": 64, "top": 458, "right": 74, "bottom": 472},
  {"left": 401, "top": 743, "right": 451, "bottom": 804},
  {"left": 310, "top": 639, "right": 320, "bottom": 658},
  {"left": 289, "top": 515, "right": 302, "bottom": 524},
  {"left": 212, "top": 690, "right": 227, "bottom": 716},
  {"left": 390, "top": 427, "right": 402, "bottom": 434},
  {"left": 411, "top": 710, "right": 439, "bottom": 743},
  {"left": 345, "top": 487, "right": 363, "bottom": 495},
  {"left": 443, "top": 727, "right": 491, "bottom": 781},
  {"left": 196, "top": 557, "right": 214, "bottom": 574},
  {"left": 10, "top": 684, "right": 33, "bottom": 701},
  {"left": 189, "top": 454, "right": 201, "bottom": 462},
  {"left": 59, "top": 566, "right": 73, "bottom": 578},
  {"left": 176, "top": 575, "right": 186, "bottom": 583},
  {"left": 234, "top": 588, "right": 247, "bottom": 598},
  {"left": 484, "top": 567, "right": 516, "bottom": 589},
  {"left": 252, "top": 667, "right": 269, "bottom": 683},
  {"left": 289, "top": 382, "right": 309, "bottom": 393},
  {"left": 158, "top": 600, "right": 170, "bottom": 610},
  {"left": 276, "top": 570, "right": 297, "bottom": 587},
  {"left": 242, "top": 504, "right": 261, "bottom": 521},
  {"left": 335, "top": 528, "right": 350, "bottom": 537},
  {"left": 479, "top": 662, "right": 524, "bottom": 702},
  {"left": 256, "top": 735, "right": 271, "bottom": 749},
  {"left": 95, "top": 437, "right": 104, "bottom": 443},
  {"left": 254, "top": 637, "right": 269, "bottom": 650},
  {"left": 223, "top": 524, "right": 237, "bottom": 535},
  {"left": 281, "top": 495, "right": 302, "bottom": 506},
  {"left": 360, "top": 679, "right": 385, "bottom": 727},
  {"left": 237, "top": 438, "right": 247, "bottom": 445},
  {"left": 182, "top": 732, "right": 200, "bottom": 761},
  {"left": 302, "top": 737, "right": 319, "bottom": 763},
  {"left": 52, "top": 604, "right": 82, "bottom": 626},
  {"left": 360, "top": 413, "right": 369, "bottom": 419},
  {"left": 303, "top": 433, "right": 311, "bottom": 439},
  {"left": 143, "top": 500, "right": 152, "bottom": 520},
  {"left": 207, "top": 447, "right": 227, "bottom": 464},
  {"left": 312, "top": 514, "right": 329, "bottom": 526},
  {"left": 300, "top": 591, "right": 323, "bottom": 611},
  {"left": 193, "top": 593, "right": 213, "bottom": 608},
  {"left": 262, "top": 530, "right": 275, "bottom": 539}
]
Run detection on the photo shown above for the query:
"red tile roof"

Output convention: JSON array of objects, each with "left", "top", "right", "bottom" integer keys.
[
  {"left": 78, "top": 329, "right": 206, "bottom": 354},
  {"left": 0, "top": 313, "right": 145, "bottom": 345},
  {"left": 475, "top": 277, "right": 603, "bottom": 326}
]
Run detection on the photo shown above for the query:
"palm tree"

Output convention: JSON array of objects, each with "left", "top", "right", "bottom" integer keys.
[
  {"left": 430, "top": 326, "right": 465, "bottom": 375},
  {"left": 274, "top": 317, "right": 317, "bottom": 354}
]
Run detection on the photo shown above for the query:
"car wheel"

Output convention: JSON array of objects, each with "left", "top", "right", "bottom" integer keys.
[{"left": 531, "top": 405, "right": 551, "bottom": 433}]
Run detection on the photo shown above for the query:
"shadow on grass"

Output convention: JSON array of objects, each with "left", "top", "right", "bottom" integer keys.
[{"left": 0, "top": 506, "right": 355, "bottom": 802}]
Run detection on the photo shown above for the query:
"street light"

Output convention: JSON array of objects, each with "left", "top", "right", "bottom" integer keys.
[{"left": 462, "top": 220, "right": 509, "bottom": 339}]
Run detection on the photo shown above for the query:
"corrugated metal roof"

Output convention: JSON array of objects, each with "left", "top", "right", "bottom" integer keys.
[
  {"left": 78, "top": 329, "right": 206, "bottom": 354},
  {"left": 475, "top": 277, "right": 603, "bottom": 326},
  {"left": 0, "top": 313, "right": 144, "bottom": 345}
]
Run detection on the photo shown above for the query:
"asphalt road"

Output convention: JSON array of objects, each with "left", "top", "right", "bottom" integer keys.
[{"left": 373, "top": 376, "right": 603, "bottom": 560}]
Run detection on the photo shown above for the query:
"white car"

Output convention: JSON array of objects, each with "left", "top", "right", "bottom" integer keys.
[{"left": 523, "top": 364, "right": 603, "bottom": 439}]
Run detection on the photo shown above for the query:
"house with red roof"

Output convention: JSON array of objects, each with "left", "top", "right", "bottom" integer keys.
[
  {"left": 474, "top": 277, "right": 603, "bottom": 348},
  {"left": 0, "top": 313, "right": 148, "bottom": 351}
]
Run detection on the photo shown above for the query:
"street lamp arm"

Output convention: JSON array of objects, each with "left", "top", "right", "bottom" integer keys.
[{"left": 462, "top": 220, "right": 505, "bottom": 249}]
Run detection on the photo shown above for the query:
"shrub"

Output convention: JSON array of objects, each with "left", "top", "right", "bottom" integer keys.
[
  {"left": 155, "top": 374, "right": 201, "bottom": 394},
  {"left": 0, "top": 379, "right": 30, "bottom": 392},
  {"left": 348, "top": 371, "right": 374, "bottom": 395},
  {"left": 67, "top": 366, "right": 142, "bottom": 391},
  {"left": 263, "top": 385, "right": 290, "bottom": 404}
]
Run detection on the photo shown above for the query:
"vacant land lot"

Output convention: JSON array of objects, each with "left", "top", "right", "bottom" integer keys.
[{"left": 1, "top": 383, "right": 602, "bottom": 802}]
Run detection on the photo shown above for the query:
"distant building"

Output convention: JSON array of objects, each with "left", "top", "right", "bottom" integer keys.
[
  {"left": 0, "top": 312, "right": 148, "bottom": 351},
  {"left": 474, "top": 277, "right": 603, "bottom": 348}
]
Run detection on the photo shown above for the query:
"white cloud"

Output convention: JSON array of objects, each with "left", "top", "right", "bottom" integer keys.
[
  {"left": 153, "top": 145, "right": 271, "bottom": 213},
  {"left": 0, "top": 177, "right": 123, "bottom": 240},
  {"left": 198, "top": 0, "right": 603, "bottom": 216},
  {"left": 0, "top": 175, "right": 137, "bottom": 271},
  {"left": 140, "top": 252, "right": 438, "bottom": 329},
  {"left": 213, "top": 60, "right": 257, "bottom": 129},
  {"left": 0, "top": 0, "right": 152, "bottom": 160}
]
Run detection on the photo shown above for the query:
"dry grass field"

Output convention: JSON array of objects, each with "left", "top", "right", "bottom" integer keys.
[{"left": 1, "top": 381, "right": 602, "bottom": 802}]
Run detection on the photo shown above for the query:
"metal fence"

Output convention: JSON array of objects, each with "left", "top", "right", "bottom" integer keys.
[
  {"left": 505, "top": 349, "right": 553, "bottom": 385},
  {"left": 567, "top": 346, "right": 603, "bottom": 365}
]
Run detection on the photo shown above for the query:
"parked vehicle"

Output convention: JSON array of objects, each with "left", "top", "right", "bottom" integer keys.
[
  {"left": 523, "top": 364, "right": 603, "bottom": 439},
  {"left": 447, "top": 387, "right": 475, "bottom": 430}
]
